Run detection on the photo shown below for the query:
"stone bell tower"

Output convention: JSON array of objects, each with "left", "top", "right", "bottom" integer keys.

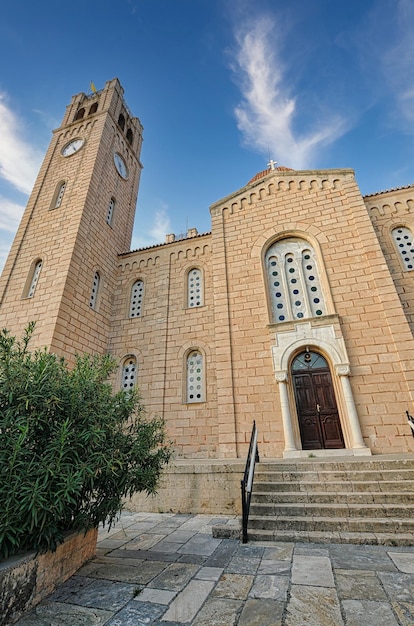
[{"left": 0, "top": 78, "right": 143, "bottom": 361}]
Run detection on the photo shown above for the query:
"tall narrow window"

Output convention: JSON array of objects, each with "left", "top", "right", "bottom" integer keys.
[
  {"left": 106, "top": 197, "right": 115, "bottom": 225},
  {"left": 118, "top": 113, "right": 125, "bottom": 130},
  {"left": 89, "top": 102, "right": 98, "bottom": 115},
  {"left": 27, "top": 260, "right": 42, "bottom": 298},
  {"left": 392, "top": 226, "right": 414, "bottom": 271},
  {"left": 187, "top": 268, "right": 203, "bottom": 307},
  {"left": 89, "top": 272, "right": 100, "bottom": 309},
  {"left": 126, "top": 128, "right": 133, "bottom": 145},
  {"left": 129, "top": 280, "right": 144, "bottom": 318},
  {"left": 53, "top": 181, "right": 66, "bottom": 209},
  {"left": 122, "top": 356, "right": 137, "bottom": 392},
  {"left": 265, "top": 238, "right": 326, "bottom": 323},
  {"left": 74, "top": 107, "right": 85, "bottom": 121},
  {"left": 186, "top": 350, "right": 205, "bottom": 403}
]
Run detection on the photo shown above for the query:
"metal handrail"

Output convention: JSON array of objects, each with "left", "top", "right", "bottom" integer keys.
[
  {"left": 241, "top": 421, "right": 260, "bottom": 543},
  {"left": 406, "top": 411, "right": 414, "bottom": 438}
]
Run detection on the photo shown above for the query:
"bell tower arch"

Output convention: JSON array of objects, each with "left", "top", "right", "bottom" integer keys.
[{"left": 0, "top": 78, "right": 143, "bottom": 361}]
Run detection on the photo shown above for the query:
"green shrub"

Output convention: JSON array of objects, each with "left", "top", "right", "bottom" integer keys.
[{"left": 0, "top": 323, "right": 171, "bottom": 560}]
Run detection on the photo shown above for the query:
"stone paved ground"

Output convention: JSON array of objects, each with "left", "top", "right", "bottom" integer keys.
[{"left": 13, "top": 511, "right": 414, "bottom": 625}]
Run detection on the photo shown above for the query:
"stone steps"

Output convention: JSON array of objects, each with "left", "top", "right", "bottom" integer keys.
[
  {"left": 245, "top": 528, "right": 414, "bottom": 546},
  {"left": 244, "top": 456, "right": 414, "bottom": 546},
  {"left": 248, "top": 514, "right": 414, "bottom": 533},
  {"left": 254, "top": 480, "right": 414, "bottom": 493},
  {"left": 250, "top": 502, "right": 414, "bottom": 518},
  {"left": 252, "top": 491, "right": 414, "bottom": 504}
]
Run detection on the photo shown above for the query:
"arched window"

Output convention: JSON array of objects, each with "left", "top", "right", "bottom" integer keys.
[
  {"left": 118, "top": 113, "right": 125, "bottom": 130},
  {"left": 126, "top": 128, "right": 133, "bottom": 145},
  {"left": 89, "top": 102, "right": 98, "bottom": 115},
  {"left": 122, "top": 356, "right": 137, "bottom": 392},
  {"left": 392, "top": 226, "right": 414, "bottom": 271},
  {"left": 187, "top": 268, "right": 203, "bottom": 308},
  {"left": 52, "top": 181, "right": 66, "bottom": 209},
  {"left": 265, "top": 238, "right": 326, "bottom": 323},
  {"left": 186, "top": 350, "right": 205, "bottom": 403},
  {"left": 89, "top": 271, "right": 100, "bottom": 309},
  {"left": 27, "top": 259, "right": 42, "bottom": 298},
  {"left": 74, "top": 107, "right": 85, "bottom": 121},
  {"left": 106, "top": 197, "right": 115, "bottom": 225},
  {"left": 129, "top": 280, "right": 144, "bottom": 318}
]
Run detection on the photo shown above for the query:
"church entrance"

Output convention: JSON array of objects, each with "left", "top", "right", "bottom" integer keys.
[{"left": 291, "top": 351, "right": 345, "bottom": 450}]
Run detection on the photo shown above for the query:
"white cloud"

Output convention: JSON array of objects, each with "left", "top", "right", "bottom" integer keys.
[
  {"left": 150, "top": 208, "right": 172, "bottom": 241},
  {"left": 0, "top": 93, "right": 42, "bottom": 194},
  {"left": 0, "top": 197, "right": 25, "bottom": 233},
  {"left": 131, "top": 206, "right": 172, "bottom": 250},
  {"left": 0, "top": 239, "right": 13, "bottom": 275},
  {"left": 231, "top": 16, "right": 347, "bottom": 169}
]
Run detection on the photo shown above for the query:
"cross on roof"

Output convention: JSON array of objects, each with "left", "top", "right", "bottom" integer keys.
[{"left": 267, "top": 159, "right": 278, "bottom": 170}]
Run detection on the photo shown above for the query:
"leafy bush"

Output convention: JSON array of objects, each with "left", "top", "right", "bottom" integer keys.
[{"left": 0, "top": 323, "right": 171, "bottom": 560}]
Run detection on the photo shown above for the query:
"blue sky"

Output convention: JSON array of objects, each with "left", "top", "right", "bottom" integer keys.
[{"left": 1, "top": 0, "right": 414, "bottom": 272}]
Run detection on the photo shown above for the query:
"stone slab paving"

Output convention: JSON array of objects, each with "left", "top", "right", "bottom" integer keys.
[{"left": 11, "top": 511, "right": 414, "bottom": 625}]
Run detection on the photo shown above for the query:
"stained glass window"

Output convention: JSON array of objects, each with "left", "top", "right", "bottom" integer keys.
[
  {"left": 187, "top": 350, "right": 204, "bottom": 403},
  {"left": 188, "top": 268, "right": 203, "bottom": 308},
  {"left": 392, "top": 226, "right": 414, "bottom": 271},
  {"left": 27, "top": 260, "right": 42, "bottom": 298},
  {"left": 265, "top": 238, "right": 325, "bottom": 323},
  {"left": 106, "top": 198, "right": 115, "bottom": 225},
  {"left": 122, "top": 357, "right": 137, "bottom": 392},
  {"left": 129, "top": 280, "right": 144, "bottom": 318},
  {"left": 89, "top": 272, "right": 100, "bottom": 309},
  {"left": 54, "top": 181, "right": 66, "bottom": 208}
]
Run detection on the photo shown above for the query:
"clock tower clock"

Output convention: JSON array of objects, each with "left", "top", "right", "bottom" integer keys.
[{"left": 0, "top": 78, "right": 144, "bottom": 361}]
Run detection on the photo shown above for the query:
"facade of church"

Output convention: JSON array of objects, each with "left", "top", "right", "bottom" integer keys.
[{"left": 1, "top": 79, "right": 414, "bottom": 509}]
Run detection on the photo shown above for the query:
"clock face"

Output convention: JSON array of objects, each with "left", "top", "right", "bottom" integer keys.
[
  {"left": 114, "top": 152, "right": 128, "bottom": 179},
  {"left": 61, "top": 138, "right": 84, "bottom": 157}
]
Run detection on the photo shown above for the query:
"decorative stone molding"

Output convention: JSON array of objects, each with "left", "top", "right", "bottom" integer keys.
[
  {"left": 271, "top": 321, "right": 348, "bottom": 373},
  {"left": 269, "top": 320, "right": 369, "bottom": 455},
  {"left": 275, "top": 370, "right": 288, "bottom": 383},
  {"left": 335, "top": 364, "right": 351, "bottom": 376}
]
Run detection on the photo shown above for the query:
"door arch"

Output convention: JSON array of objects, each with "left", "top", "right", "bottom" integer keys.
[{"left": 291, "top": 350, "right": 345, "bottom": 450}]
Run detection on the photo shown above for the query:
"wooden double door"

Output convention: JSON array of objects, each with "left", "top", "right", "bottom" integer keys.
[{"left": 292, "top": 351, "right": 345, "bottom": 450}]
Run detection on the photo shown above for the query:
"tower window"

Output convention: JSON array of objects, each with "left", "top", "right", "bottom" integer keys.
[
  {"left": 187, "top": 268, "right": 203, "bottom": 308},
  {"left": 126, "top": 128, "right": 133, "bottom": 145},
  {"left": 27, "top": 260, "right": 43, "bottom": 298},
  {"left": 118, "top": 113, "right": 125, "bottom": 130},
  {"left": 74, "top": 107, "right": 85, "bottom": 121},
  {"left": 52, "top": 181, "right": 66, "bottom": 209},
  {"left": 122, "top": 356, "right": 137, "bottom": 392},
  {"left": 89, "top": 102, "right": 98, "bottom": 115},
  {"left": 106, "top": 197, "right": 115, "bottom": 225},
  {"left": 89, "top": 272, "right": 100, "bottom": 309},
  {"left": 265, "top": 238, "right": 326, "bottom": 323},
  {"left": 186, "top": 350, "right": 205, "bottom": 403},
  {"left": 129, "top": 280, "right": 144, "bottom": 318},
  {"left": 392, "top": 226, "right": 414, "bottom": 271}
]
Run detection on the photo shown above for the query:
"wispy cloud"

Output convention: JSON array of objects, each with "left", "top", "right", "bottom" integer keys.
[
  {"left": 231, "top": 16, "right": 347, "bottom": 169},
  {"left": 0, "top": 93, "right": 44, "bottom": 273},
  {"left": 131, "top": 206, "right": 172, "bottom": 250},
  {"left": 382, "top": 0, "right": 414, "bottom": 130},
  {"left": 150, "top": 207, "right": 172, "bottom": 241},
  {"left": 0, "top": 93, "right": 42, "bottom": 194},
  {"left": 0, "top": 196, "right": 25, "bottom": 233}
]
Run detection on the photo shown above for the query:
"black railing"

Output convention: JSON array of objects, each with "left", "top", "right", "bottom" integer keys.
[
  {"left": 241, "top": 420, "right": 260, "bottom": 544},
  {"left": 406, "top": 411, "right": 414, "bottom": 438}
]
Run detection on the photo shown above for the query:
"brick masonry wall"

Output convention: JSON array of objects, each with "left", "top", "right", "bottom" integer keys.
[{"left": 106, "top": 170, "right": 414, "bottom": 459}]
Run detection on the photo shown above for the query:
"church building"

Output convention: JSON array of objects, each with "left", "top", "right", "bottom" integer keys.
[{"left": 1, "top": 79, "right": 414, "bottom": 514}]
